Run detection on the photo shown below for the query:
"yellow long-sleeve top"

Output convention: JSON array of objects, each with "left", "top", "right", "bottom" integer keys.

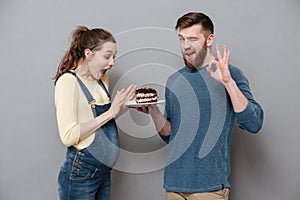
[{"left": 55, "top": 72, "right": 110, "bottom": 149}]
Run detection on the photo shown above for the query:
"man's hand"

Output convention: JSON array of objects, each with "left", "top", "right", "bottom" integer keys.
[
  {"left": 206, "top": 44, "right": 232, "bottom": 84},
  {"left": 135, "top": 104, "right": 160, "bottom": 116},
  {"left": 135, "top": 105, "right": 151, "bottom": 114},
  {"left": 134, "top": 104, "right": 171, "bottom": 136}
]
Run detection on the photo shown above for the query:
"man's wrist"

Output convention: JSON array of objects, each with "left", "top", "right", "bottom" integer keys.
[
  {"left": 223, "top": 77, "right": 236, "bottom": 89},
  {"left": 150, "top": 106, "right": 162, "bottom": 118}
]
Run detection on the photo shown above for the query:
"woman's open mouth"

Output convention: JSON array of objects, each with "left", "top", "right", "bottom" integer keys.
[{"left": 101, "top": 69, "right": 108, "bottom": 75}]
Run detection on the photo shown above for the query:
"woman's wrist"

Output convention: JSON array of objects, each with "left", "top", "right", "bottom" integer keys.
[
  {"left": 109, "top": 108, "right": 116, "bottom": 119},
  {"left": 95, "top": 109, "right": 115, "bottom": 126}
]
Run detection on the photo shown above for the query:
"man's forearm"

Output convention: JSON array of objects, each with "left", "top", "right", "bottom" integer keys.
[
  {"left": 224, "top": 78, "right": 248, "bottom": 112},
  {"left": 150, "top": 109, "right": 171, "bottom": 136}
]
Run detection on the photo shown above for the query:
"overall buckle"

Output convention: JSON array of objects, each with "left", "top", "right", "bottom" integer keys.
[{"left": 89, "top": 99, "right": 96, "bottom": 109}]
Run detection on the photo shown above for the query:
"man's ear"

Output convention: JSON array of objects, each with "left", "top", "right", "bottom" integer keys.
[
  {"left": 84, "top": 48, "right": 93, "bottom": 60},
  {"left": 206, "top": 34, "right": 214, "bottom": 47}
]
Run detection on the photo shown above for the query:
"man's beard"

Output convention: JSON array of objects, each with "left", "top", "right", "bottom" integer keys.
[{"left": 183, "top": 43, "right": 207, "bottom": 70}]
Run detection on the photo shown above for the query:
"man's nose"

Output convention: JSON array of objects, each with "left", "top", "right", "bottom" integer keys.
[{"left": 183, "top": 40, "right": 191, "bottom": 50}]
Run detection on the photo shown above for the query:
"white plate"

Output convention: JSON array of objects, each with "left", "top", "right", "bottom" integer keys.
[{"left": 126, "top": 100, "right": 165, "bottom": 107}]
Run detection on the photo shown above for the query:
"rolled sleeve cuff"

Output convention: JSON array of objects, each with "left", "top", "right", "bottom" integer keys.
[{"left": 235, "top": 102, "right": 256, "bottom": 124}]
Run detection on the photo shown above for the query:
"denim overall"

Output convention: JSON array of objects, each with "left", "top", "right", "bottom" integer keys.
[{"left": 58, "top": 71, "right": 119, "bottom": 200}]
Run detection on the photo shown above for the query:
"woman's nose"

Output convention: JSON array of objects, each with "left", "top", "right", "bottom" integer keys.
[{"left": 109, "top": 58, "right": 115, "bottom": 67}]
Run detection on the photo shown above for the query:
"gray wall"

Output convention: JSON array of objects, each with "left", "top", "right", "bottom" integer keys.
[{"left": 1, "top": 0, "right": 299, "bottom": 199}]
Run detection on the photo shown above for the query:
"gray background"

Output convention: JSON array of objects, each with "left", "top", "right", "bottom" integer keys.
[{"left": 0, "top": 0, "right": 299, "bottom": 199}]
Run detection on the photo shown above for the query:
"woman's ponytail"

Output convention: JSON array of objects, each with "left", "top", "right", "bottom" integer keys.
[{"left": 53, "top": 26, "right": 88, "bottom": 84}]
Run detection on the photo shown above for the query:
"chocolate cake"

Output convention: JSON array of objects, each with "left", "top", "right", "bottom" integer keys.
[{"left": 135, "top": 87, "right": 158, "bottom": 103}]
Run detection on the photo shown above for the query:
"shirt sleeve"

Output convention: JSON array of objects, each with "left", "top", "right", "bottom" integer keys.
[
  {"left": 230, "top": 66, "right": 264, "bottom": 133},
  {"left": 101, "top": 73, "right": 109, "bottom": 88},
  {"left": 55, "top": 74, "right": 81, "bottom": 146}
]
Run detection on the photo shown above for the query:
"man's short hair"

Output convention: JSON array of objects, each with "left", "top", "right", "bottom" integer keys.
[{"left": 175, "top": 12, "right": 214, "bottom": 36}]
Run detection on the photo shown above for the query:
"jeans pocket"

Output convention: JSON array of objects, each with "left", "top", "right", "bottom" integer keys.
[{"left": 58, "top": 166, "right": 67, "bottom": 185}]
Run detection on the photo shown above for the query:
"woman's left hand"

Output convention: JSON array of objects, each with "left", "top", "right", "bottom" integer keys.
[{"left": 110, "top": 84, "right": 137, "bottom": 118}]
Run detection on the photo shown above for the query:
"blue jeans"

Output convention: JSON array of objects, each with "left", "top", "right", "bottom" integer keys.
[{"left": 58, "top": 146, "right": 112, "bottom": 200}]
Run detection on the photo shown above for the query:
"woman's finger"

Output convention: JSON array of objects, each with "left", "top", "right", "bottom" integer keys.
[{"left": 124, "top": 85, "right": 137, "bottom": 100}]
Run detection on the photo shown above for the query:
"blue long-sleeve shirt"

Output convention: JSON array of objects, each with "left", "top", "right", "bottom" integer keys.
[{"left": 161, "top": 65, "right": 263, "bottom": 192}]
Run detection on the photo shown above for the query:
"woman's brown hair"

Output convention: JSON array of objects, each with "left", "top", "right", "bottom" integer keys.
[{"left": 53, "top": 26, "right": 116, "bottom": 84}]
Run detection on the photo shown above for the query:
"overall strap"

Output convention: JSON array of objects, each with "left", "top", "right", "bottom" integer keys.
[
  {"left": 65, "top": 71, "right": 97, "bottom": 117},
  {"left": 97, "top": 79, "right": 111, "bottom": 101}
]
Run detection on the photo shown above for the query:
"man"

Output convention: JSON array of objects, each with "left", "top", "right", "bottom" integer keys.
[{"left": 138, "top": 12, "right": 263, "bottom": 200}]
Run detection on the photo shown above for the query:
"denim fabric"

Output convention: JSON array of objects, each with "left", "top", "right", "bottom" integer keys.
[
  {"left": 57, "top": 72, "right": 120, "bottom": 199},
  {"left": 87, "top": 103, "right": 120, "bottom": 168},
  {"left": 58, "top": 146, "right": 112, "bottom": 200}
]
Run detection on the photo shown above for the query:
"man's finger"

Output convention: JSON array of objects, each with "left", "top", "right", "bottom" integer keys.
[
  {"left": 222, "top": 45, "right": 227, "bottom": 60},
  {"left": 215, "top": 44, "right": 222, "bottom": 61}
]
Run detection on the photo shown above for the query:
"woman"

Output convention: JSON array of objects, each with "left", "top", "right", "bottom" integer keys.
[{"left": 54, "top": 26, "right": 136, "bottom": 200}]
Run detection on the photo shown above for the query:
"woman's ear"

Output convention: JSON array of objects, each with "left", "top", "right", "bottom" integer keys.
[
  {"left": 206, "top": 34, "right": 214, "bottom": 47},
  {"left": 84, "top": 49, "right": 93, "bottom": 60}
]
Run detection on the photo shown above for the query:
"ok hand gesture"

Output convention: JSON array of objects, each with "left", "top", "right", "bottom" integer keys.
[{"left": 206, "top": 44, "right": 232, "bottom": 84}]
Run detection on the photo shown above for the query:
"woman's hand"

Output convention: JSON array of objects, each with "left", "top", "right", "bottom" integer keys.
[{"left": 109, "top": 84, "right": 137, "bottom": 118}]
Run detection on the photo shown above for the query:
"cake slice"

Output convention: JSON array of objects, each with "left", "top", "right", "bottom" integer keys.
[{"left": 135, "top": 87, "right": 158, "bottom": 103}]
